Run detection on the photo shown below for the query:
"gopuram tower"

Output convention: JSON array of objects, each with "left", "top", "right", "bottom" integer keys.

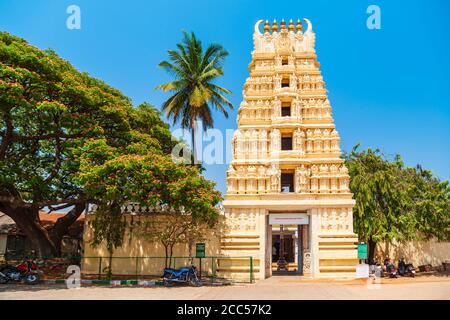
[{"left": 220, "top": 19, "right": 358, "bottom": 280}]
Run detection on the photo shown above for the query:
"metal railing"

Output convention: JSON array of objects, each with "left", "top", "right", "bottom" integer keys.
[{"left": 5, "top": 255, "right": 254, "bottom": 284}]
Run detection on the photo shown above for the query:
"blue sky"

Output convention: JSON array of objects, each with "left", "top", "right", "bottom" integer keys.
[{"left": 1, "top": 0, "right": 449, "bottom": 194}]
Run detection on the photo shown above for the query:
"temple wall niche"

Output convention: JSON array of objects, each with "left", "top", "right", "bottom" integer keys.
[
  {"left": 232, "top": 129, "right": 270, "bottom": 160},
  {"left": 227, "top": 163, "right": 350, "bottom": 195},
  {"left": 224, "top": 208, "right": 259, "bottom": 234},
  {"left": 319, "top": 208, "right": 354, "bottom": 234}
]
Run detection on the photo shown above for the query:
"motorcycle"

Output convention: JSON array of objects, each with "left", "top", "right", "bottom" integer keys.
[
  {"left": 384, "top": 258, "right": 397, "bottom": 278},
  {"left": 0, "top": 260, "right": 41, "bottom": 285},
  {"left": 369, "top": 260, "right": 383, "bottom": 278},
  {"left": 398, "top": 258, "right": 416, "bottom": 277},
  {"left": 163, "top": 265, "right": 202, "bottom": 287}
]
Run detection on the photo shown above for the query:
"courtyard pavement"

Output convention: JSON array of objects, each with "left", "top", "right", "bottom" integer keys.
[{"left": 0, "top": 276, "right": 449, "bottom": 300}]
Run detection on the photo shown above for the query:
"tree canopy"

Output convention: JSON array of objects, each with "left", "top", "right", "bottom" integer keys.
[
  {"left": 156, "top": 31, "right": 233, "bottom": 163},
  {"left": 0, "top": 32, "right": 221, "bottom": 257},
  {"left": 344, "top": 145, "right": 450, "bottom": 261}
]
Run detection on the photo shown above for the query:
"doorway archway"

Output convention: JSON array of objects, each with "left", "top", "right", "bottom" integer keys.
[{"left": 268, "top": 212, "right": 309, "bottom": 276}]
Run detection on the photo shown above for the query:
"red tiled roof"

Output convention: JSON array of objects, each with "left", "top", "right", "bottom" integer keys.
[
  {"left": 0, "top": 213, "right": 15, "bottom": 233},
  {"left": 39, "top": 212, "right": 85, "bottom": 224},
  {"left": 39, "top": 212, "right": 85, "bottom": 237},
  {"left": 0, "top": 212, "right": 85, "bottom": 237}
]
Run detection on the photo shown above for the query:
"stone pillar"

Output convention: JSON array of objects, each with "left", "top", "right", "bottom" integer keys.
[
  {"left": 259, "top": 208, "right": 269, "bottom": 279},
  {"left": 293, "top": 229, "right": 299, "bottom": 266},
  {"left": 310, "top": 208, "right": 320, "bottom": 277}
]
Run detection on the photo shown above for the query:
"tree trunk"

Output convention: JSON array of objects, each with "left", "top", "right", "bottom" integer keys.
[
  {"left": 190, "top": 117, "right": 197, "bottom": 165},
  {"left": 169, "top": 244, "right": 175, "bottom": 269},
  {"left": 6, "top": 207, "right": 57, "bottom": 257},
  {"left": 188, "top": 239, "right": 193, "bottom": 258},
  {"left": 2, "top": 203, "right": 85, "bottom": 258},
  {"left": 48, "top": 203, "right": 85, "bottom": 254},
  {"left": 108, "top": 248, "right": 113, "bottom": 279},
  {"left": 368, "top": 237, "right": 377, "bottom": 263},
  {"left": 164, "top": 245, "right": 169, "bottom": 268}
]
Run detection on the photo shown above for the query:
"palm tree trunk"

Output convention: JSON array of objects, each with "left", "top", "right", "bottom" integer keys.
[{"left": 190, "top": 117, "right": 197, "bottom": 165}]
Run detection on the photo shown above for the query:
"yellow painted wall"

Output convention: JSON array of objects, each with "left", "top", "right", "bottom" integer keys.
[
  {"left": 376, "top": 238, "right": 450, "bottom": 267},
  {"left": 0, "top": 234, "right": 7, "bottom": 262},
  {"left": 82, "top": 215, "right": 222, "bottom": 276}
]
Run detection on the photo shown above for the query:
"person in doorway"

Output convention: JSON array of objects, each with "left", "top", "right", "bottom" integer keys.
[{"left": 272, "top": 240, "right": 280, "bottom": 261}]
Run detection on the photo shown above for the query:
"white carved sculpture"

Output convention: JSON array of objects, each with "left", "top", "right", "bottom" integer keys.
[
  {"left": 258, "top": 165, "right": 266, "bottom": 176},
  {"left": 253, "top": 19, "right": 265, "bottom": 52},
  {"left": 227, "top": 166, "right": 236, "bottom": 192},
  {"left": 250, "top": 130, "right": 258, "bottom": 156},
  {"left": 254, "top": 18, "right": 315, "bottom": 55},
  {"left": 290, "top": 74, "right": 297, "bottom": 89},
  {"left": 295, "top": 164, "right": 310, "bottom": 193},
  {"left": 294, "top": 128, "right": 305, "bottom": 155},
  {"left": 275, "top": 55, "right": 282, "bottom": 66},
  {"left": 274, "top": 74, "right": 282, "bottom": 89},
  {"left": 235, "top": 130, "right": 244, "bottom": 159},
  {"left": 268, "top": 164, "right": 280, "bottom": 191},
  {"left": 272, "top": 98, "right": 281, "bottom": 118},
  {"left": 288, "top": 55, "right": 295, "bottom": 66},
  {"left": 303, "top": 250, "right": 311, "bottom": 272},
  {"left": 270, "top": 129, "right": 280, "bottom": 151},
  {"left": 340, "top": 165, "right": 348, "bottom": 174},
  {"left": 238, "top": 179, "right": 245, "bottom": 192},
  {"left": 259, "top": 129, "right": 267, "bottom": 157},
  {"left": 294, "top": 100, "right": 302, "bottom": 119},
  {"left": 302, "top": 18, "right": 316, "bottom": 53},
  {"left": 263, "top": 34, "right": 275, "bottom": 53}
]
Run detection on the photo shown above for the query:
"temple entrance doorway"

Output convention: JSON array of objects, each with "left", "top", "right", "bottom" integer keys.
[{"left": 269, "top": 213, "right": 309, "bottom": 276}]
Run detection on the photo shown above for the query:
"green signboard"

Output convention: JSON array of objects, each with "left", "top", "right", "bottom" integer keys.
[
  {"left": 196, "top": 243, "right": 205, "bottom": 258},
  {"left": 357, "top": 243, "right": 368, "bottom": 259}
]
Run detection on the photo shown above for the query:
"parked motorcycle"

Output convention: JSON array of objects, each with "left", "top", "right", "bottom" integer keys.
[
  {"left": 398, "top": 257, "right": 416, "bottom": 277},
  {"left": 384, "top": 258, "right": 398, "bottom": 278},
  {"left": 369, "top": 260, "right": 383, "bottom": 278},
  {"left": 0, "top": 260, "right": 41, "bottom": 285},
  {"left": 163, "top": 265, "right": 202, "bottom": 287}
]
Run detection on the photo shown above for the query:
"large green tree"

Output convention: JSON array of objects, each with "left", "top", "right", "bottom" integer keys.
[
  {"left": 0, "top": 32, "right": 134, "bottom": 256},
  {"left": 345, "top": 145, "right": 450, "bottom": 261},
  {"left": 0, "top": 32, "right": 221, "bottom": 258},
  {"left": 76, "top": 108, "right": 222, "bottom": 260},
  {"left": 156, "top": 31, "right": 233, "bottom": 164}
]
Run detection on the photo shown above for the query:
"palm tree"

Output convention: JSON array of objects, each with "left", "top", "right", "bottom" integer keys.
[{"left": 156, "top": 31, "right": 233, "bottom": 164}]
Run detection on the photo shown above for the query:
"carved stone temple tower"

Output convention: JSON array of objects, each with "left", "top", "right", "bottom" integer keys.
[{"left": 220, "top": 19, "right": 358, "bottom": 280}]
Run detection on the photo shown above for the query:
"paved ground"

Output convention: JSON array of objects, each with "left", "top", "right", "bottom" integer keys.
[{"left": 1, "top": 276, "right": 450, "bottom": 300}]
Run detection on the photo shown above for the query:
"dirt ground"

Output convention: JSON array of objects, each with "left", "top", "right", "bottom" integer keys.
[{"left": 1, "top": 275, "right": 450, "bottom": 300}]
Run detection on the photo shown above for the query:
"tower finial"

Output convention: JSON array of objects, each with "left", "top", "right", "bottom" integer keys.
[
  {"left": 296, "top": 19, "right": 303, "bottom": 33},
  {"left": 272, "top": 19, "right": 278, "bottom": 33},
  {"left": 264, "top": 20, "right": 270, "bottom": 33},
  {"left": 288, "top": 19, "right": 295, "bottom": 32},
  {"left": 280, "top": 19, "right": 286, "bottom": 31}
]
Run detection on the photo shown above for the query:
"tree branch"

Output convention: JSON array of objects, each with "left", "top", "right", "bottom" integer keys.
[
  {"left": 44, "top": 129, "right": 62, "bottom": 183},
  {"left": 49, "top": 203, "right": 85, "bottom": 244},
  {"left": 0, "top": 196, "right": 87, "bottom": 209},
  {"left": 11, "top": 133, "right": 83, "bottom": 142},
  {"left": 0, "top": 114, "right": 13, "bottom": 160},
  {"left": 47, "top": 203, "right": 77, "bottom": 212}
]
